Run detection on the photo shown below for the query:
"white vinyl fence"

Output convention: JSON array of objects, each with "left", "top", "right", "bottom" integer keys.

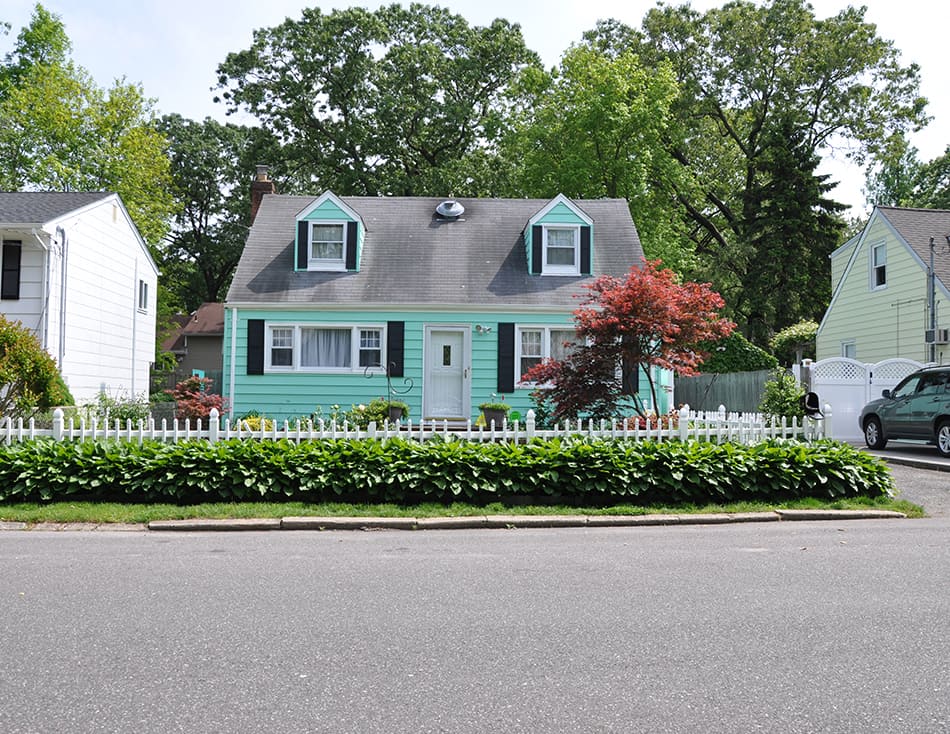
[{"left": 2, "top": 406, "right": 824, "bottom": 446}]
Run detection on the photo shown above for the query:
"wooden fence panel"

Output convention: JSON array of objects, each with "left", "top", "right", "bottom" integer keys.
[{"left": 674, "top": 370, "right": 773, "bottom": 413}]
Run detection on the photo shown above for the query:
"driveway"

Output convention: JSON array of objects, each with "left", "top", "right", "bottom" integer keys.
[{"left": 885, "top": 461, "right": 950, "bottom": 517}]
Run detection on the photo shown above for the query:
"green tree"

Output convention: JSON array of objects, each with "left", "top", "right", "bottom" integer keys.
[
  {"left": 865, "top": 132, "right": 922, "bottom": 207},
  {"left": 214, "top": 3, "right": 539, "bottom": 196},
  {"left": 770, "top": 319, "right": 819, "bottom": 366},
  {"left": 157, "top": 114, "right": 281, "bottom": 309},
  {"left": 504, "top": 45, "right": 692, "bottom": 270},
  {"left": 912, "top": 146, "right": 950, "bottom": 210},
  {"left": 0, "top": 5, "right": 173, "bottom": 244},
  {"left": 583, "top": 0, "right": 929, "bottom": 344},
  {"left": 0, "top": 314, "right": 73, "bottom": 417},
  {"left": 0, "top": 3, "right": 69, "bottom": 96}
]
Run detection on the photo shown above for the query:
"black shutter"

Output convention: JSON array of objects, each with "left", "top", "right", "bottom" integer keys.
[
  {"left": 580, "top": 225, "right": 592, "bottom": 275},
  {"left": 497, "top": 322, "right": 515, "bottom": 394},
  {"left": 345, "top": 221, "right": 358, "bottom": 270},
  {"left": 296, "top": 220, "right": 309, "bottom": 270},
  {"left": 1, "top": 242, "right": 22, "bottom": 300},
  {"left": 621, "top": 357, "right": 639, "bottom": 396},
  {"left": 386, "top": 321, "right": 404, "bottom": 377},
  {"left": 531, "top": 225, "right": 542, "bottom": 275},
  {"left": 247, "top": 319, "right": 265, "bottom": 375}
]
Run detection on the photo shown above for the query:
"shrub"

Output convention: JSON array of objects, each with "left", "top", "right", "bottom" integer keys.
[
  {"left": 345, "top": 397, "right": 410, "bottom": 427},
  {"left": 0, "top": 436, "right": 892, "bottom": 507},
  {"left": 770, "top": 320, "right": 818, "bottom": 365},
  {"left": 82, "top": 392, "right": 151, "bottom": 426},
  {"left": 0, "top": 314, "right": 73, "bottom": 418},
  {"left": 759, "top": 369, "right": 805, "bottom": 421},
  {"left": 697, "top": 332, "right": 778, "bottom": 373},
  {"left": 164, "top": 376, "right": 228, "bottom": 421}
]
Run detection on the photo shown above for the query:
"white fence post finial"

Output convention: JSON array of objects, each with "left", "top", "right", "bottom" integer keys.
[
  {"left": 209, "top": 408, "right": 219, "bottom": 443},
  {"left": 52, "top": 407, "right": 64, "bottom": 442},
  {"left": 526, "top": 409, "right": 536, "bottom": 439}
]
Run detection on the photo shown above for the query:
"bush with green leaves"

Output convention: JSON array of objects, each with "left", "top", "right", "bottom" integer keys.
[
  {"left": 697, "top": 332, "right": 778, "bottom": 373},
  {"left": 759, "top": 369, "right": 805, "bottom": 421},
  {"left": 0, "top": 436, "right": 891, "bottom": 507},
  {"left": 81, "top": 392, "right": 152, "bottom": 426},
  {"left": 770, "top": 320, "right": 818, "bottom": 365},
  {"left": 0, "top": 315, "right": 73, "bottom": 418}
]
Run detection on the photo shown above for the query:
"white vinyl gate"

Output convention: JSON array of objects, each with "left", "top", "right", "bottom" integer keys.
[{"left": 804, "top": 358, "right": 926, "bottom": 440}]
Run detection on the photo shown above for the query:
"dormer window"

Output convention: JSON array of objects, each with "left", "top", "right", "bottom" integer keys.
[
  {"left": 296, "top": 191, "right": 363, "bottom": 272},
  {"left": 543, "top": 226, "right": 580, "bottom": 275},
  {"left": 309, "top": 223, "right": 346, "bottom": 269},
  {"left": 526, "top": 194, "right": 592, "bottom": 276}
]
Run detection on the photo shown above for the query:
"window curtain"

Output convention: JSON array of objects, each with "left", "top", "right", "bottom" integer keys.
[{"left": 301, "top": 328, "right": 351, "bottom": 367}]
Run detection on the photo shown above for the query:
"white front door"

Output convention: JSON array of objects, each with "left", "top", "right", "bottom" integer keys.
[{"left": 424, "top": 327, "right": 469, "bottom": 419}]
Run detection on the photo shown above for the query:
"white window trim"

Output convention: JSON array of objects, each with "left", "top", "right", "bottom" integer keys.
[
  {"left": 841, "top": 340, "right": 856, "bottom": 359},
  {"left": 541, "top": 225, "right": 581, "bottom": 276},
  {"left": 137, "top": 279, "right": 148, "bottom": 313},
  {"left": 307, "top": 221, "right": 347, "bottom": 272},
  {"left": 265, "top": 323, "right": 386, "bottom": 373},
  {"left": 515, "top": 325, "right": 579, "bottom": 385},
  {"left": 870, "top": 241, "right": 886, "bottom": 291}
]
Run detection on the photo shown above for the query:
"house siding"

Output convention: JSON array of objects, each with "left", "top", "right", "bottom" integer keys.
[
  {"left": 817, "top": 216, "right": 948, "bottom": 363},
  {"left": 46, "top": 201, "right": 157, "bottom": 401},
  {"left": 225, "top": 308, "right": 598, "bottom": 421}
]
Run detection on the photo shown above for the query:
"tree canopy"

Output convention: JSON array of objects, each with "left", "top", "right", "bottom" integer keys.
[
  {"left": 581, "top": 0, "right": 928, "bottom": 344},
  {"left": 0, "top": 4, "right": 174, "bottom": 245},
  {"left": 214, "top": 3, "right": 539, "bottom": 197}
]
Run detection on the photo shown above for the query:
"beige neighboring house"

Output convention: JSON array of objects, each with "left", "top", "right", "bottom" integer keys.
[
  {"left": 161, "top": 302, "right": 224, "bottom": 389},
  {"left": 817, "top": 206, "right": 950, "bottom": 364},
  {"left": 0, "top": 191, "right": 158, "bottom": 403}
]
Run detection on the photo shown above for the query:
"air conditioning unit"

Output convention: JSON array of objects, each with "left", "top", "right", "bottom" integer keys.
[{"left": 925, "top": 329, "right": 936, "bottom": 344}]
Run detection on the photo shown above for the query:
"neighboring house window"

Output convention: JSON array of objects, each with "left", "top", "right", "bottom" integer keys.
[
  {"left": 543, "top": 226, "right": 580, "bottom": 275},
  {"left": 871, "top": 242, "right": 886, "bottom": 289},
  {"left": 1, "top": 241, "right": 22, "bottom": 300},
  {"left": 137, "top": 279, "right": 148, "bottom": 312},
  {"left": 309, "top": 223, "right": 346, "bottom": 269},
  {"left": 266, "top": 324, "right": 384, "bottom": 371},
  {"left": 841, "top": 341, "right": 856, "bottom": 359},
  {"left": 516, "top": 326, "right": 578, "bottom": 382}
]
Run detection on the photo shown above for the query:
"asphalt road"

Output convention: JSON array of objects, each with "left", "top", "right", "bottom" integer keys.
[{"left": 3, "top": 515, "right": 950, "bottom": 733}]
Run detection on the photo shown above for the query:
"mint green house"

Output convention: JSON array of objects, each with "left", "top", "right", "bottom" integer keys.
[{"left": 222, "top": 191, "right": 667, "bottom": 421}]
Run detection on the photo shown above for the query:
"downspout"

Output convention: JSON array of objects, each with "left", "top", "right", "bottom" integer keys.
[
  {"left": 228, "top": 305, "right": 238, "bottom": 418},
  {"left": 30, "top": 229, "right": 51, "bottom": 352},
  {"left": 56, "top": 226, "right": 68, "bottom": 369},
  {"left": 131, "top": 260, "right": 138, "bottom": 396}
]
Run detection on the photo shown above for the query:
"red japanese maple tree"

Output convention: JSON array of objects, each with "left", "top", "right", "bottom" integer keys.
[{"left": 523, "top": 260, "right": 734, "bottom": 421}]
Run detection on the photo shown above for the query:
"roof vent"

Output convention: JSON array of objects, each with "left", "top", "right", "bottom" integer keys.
[{"left": 436, "top": 199, "right": 465, "bottom": 219}]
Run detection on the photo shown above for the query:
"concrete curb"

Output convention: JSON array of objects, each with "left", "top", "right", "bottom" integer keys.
[{"left": 136, "top": 509, "right": 906, "bottom": 532}]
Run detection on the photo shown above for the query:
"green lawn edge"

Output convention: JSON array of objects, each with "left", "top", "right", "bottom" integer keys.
[{"left": 0, "top": 495, "right": 924, "bottom": 524}]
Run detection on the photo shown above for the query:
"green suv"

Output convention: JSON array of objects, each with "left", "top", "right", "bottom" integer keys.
[{"left": 860, "top": 367, "right": 950, "bottom": 457}]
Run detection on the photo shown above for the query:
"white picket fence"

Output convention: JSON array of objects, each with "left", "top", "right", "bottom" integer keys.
[{"left": 1, "top": 405, "right": 825, "bottom": 445}]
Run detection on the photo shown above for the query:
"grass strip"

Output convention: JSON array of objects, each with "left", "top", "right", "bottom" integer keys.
[{"left": 0, "top": 496, "right": 923, "bottom": 525}]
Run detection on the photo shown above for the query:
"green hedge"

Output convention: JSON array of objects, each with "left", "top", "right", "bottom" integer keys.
[{"left": 0, "top": 437, "right": 892, "bottom": 507}]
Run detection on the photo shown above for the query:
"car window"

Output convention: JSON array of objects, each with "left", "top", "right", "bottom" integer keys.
[{"left": 891, "top": 375, "right": 922, "bottom": 399}]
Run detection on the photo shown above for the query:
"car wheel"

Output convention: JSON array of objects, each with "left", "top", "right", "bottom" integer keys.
[
  {"left": 864, "top": 416, "right": 887, "bottom": 449},
  {"left": 936, "top": 420, "right": 950, "bottom": 458}
]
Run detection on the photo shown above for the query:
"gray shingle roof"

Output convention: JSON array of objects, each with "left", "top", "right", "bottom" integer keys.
[
  {"left": 227, "top": 195, "right": 644, "bottom": 307},
  {"left": 877, "top": 206, "right": 950, "bottom": 289},
  {"left": 0, "top": 191, "right": 113, "bottom": 224}
]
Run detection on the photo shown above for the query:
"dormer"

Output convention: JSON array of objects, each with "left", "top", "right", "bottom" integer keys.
[
  {"left": 524, "top": 194, "right": 593, "bottom": 276},
  {"left": 295, "top": 191, "right": 364, "bottom": 272}
]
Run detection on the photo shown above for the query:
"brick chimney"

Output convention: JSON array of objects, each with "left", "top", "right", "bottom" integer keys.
[{"left": 250, "top": 165, "right": 276, "bottom": 224}]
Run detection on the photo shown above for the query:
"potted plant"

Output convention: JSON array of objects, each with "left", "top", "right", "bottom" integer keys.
[
  {"left": 478, "top": 395, "right": 510, "bottom": 427},
  {"left": 385, "top": 399, "right": 409, "bottom": 422}
]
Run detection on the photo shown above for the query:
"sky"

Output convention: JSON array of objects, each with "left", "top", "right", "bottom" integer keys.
[{"left": 3, "top": 0, "right": 947, "bottom": 215}]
